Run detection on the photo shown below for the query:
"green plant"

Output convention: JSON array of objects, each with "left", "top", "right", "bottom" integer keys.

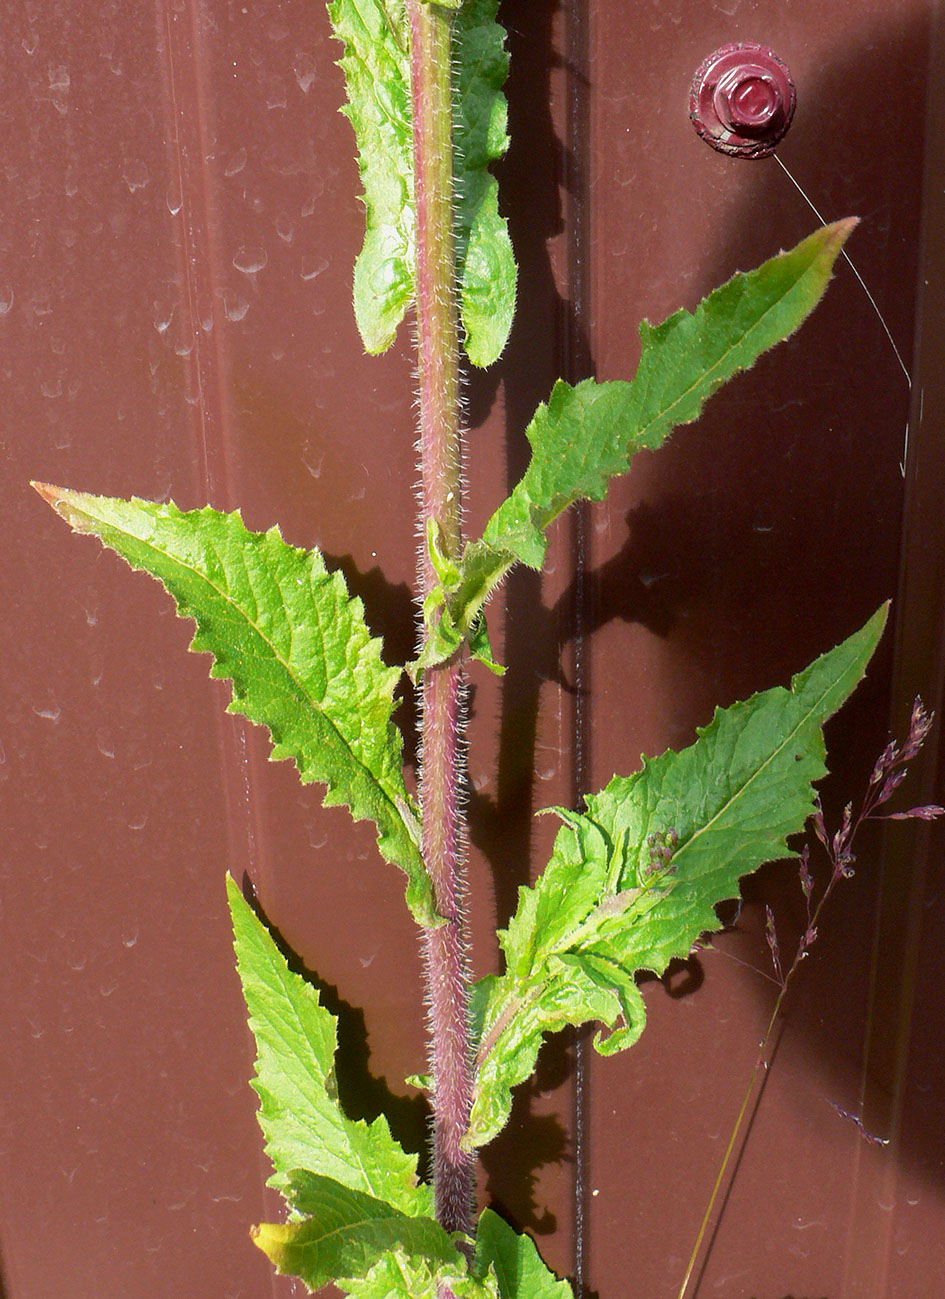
[{"left": 32, "top": 4, "right": 913, "bottom": 1296}]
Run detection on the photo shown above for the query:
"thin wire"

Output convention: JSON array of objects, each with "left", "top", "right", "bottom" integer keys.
[{"left": 773, "top": 153, "right": 912, "bottom": 391}]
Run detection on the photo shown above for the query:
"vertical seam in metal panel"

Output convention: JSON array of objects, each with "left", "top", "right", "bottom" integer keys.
[
  {"left": 155, "top": 0, "right": 268, "bottom": 895},
  {"left": 155, "top": 6, "right": 280, "bottom": 1289},
  {"left": 157, "top": 0, "right": 278, "bottom": 907},
  {"left": 158, "top": 0, "right": 237, "bottom": 506},
  {"left": 841, "top": 3, "right": 945, "bottom": 1293},
  {"left": 563, "top": 1, "right": 593, "bottom": 1293}
]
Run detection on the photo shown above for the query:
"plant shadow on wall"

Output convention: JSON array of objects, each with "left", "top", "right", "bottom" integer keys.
[{"left": 460, "top": 0, "right": 594, "bottom": 1235}]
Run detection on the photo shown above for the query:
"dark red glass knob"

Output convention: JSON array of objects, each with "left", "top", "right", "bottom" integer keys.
[{"left": 689, "top": 42, "right": 796, "bottom": 159}]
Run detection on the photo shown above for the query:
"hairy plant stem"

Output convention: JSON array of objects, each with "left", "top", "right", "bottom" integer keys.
[{"left": 408, "top": 0, "right": 474, "bottom": 1246}]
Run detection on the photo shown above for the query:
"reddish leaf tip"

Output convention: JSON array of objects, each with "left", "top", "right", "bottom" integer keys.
[
  {"left": 30, "top": 480, "right": 68, "bottom": 508},
  {"left": 825, "top": 215, "right": 860, "bottom": 246},
  {"left": 30, "top": 482, "right": 102, "bottom": 535}
]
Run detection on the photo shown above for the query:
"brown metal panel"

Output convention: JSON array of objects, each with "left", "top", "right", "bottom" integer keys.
[{"left": 2, "top": 1, "right": 942, "bottom": 1297}]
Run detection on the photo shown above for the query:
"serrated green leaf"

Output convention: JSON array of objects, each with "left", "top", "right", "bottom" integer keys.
[
  {"left": 346, "top": 1252, "right": 495, "bottom": 1299},
  {"left": 254, "top": 1171, "right": 497, "bottom": 1298},
  {"left": 228, "top": 878, "right": 433, "bottom": 1214},
  {"left": 253, "top": 1173, "right": 456, "bottom": 1293},
  {"left": 328, "top": 0, "right": 415, "bottom": 353},
  {"left": 475, "top": 1209, "right": 573, "bottom": 1299},
  {"left": 328, "top": 0, "right": 515, "bottom": 362},
  {"left": 34, "top": 486, "right": 437, "bottom": 926},
  {"left": 454, "top": 0, "right": 516, "bottom": 366},
  {"left": 466, "top": 605, "right": 886, "bottom": 1147},
  {"left": 417, "top": 221, "right": 857, "bottom": 670},
  {"left": 345, "top": 1254, "right": 448, "bottom": 1299},
  {"left": 483, "top": 220, "right": 857, "bottom": 567}
]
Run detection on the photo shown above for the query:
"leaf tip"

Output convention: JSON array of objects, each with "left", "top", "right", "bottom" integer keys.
[
  {"left": 830, "top": 214, "right": 860, "bottom": 241},
  {"left": 31, "top": 481, "right": 99, "bottom": 534},
  {"left": 817, "top": 216, "right": 859, "bottom": 265},
  {"left": 860, "top": 599, "right": 890, "bottom": 652},
  {"left": 250, "top": 1221, "right": 284, "bottom": 1266},
  {"left": 31, "top": 480, "right": 68, "bottom": 511}
]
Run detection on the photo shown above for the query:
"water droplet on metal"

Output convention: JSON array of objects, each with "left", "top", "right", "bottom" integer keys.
[
  {"left": 122, "top": 159, "right": 150, "bottom": 193},
  {"left": 293, "top": 52, "right": 317, "bottom": 94},
  {"left": 153, "top": 301, "right": 174, "bottom": 334},
  {"left": 302, "top": 443, "right": 324, "bottom": 479},
  {"left": 266, "top": 79, "right": 288, "bottom": 111},
  {"left": 224, "top": 147, "right": 247, "bottom": 177},
  {"left": 222, "top": 293, "right": 250, "bottom": 322},
  {"left": 300, "top": 256, "right": 328, "bottom": 282},
  {"left": 233, "top": 246, "right": 268, "bottom": 275},
  {"left": 48, "top": 65, "right": 71, "bottom": 94}
]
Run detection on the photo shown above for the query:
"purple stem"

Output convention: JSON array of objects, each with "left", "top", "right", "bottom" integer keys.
[
  {"left": 406, "top": 0, "right": 475, "bottom": 1245},
  {"left": 421, "top": 662, "right": 473, "bottom": 1237}
]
